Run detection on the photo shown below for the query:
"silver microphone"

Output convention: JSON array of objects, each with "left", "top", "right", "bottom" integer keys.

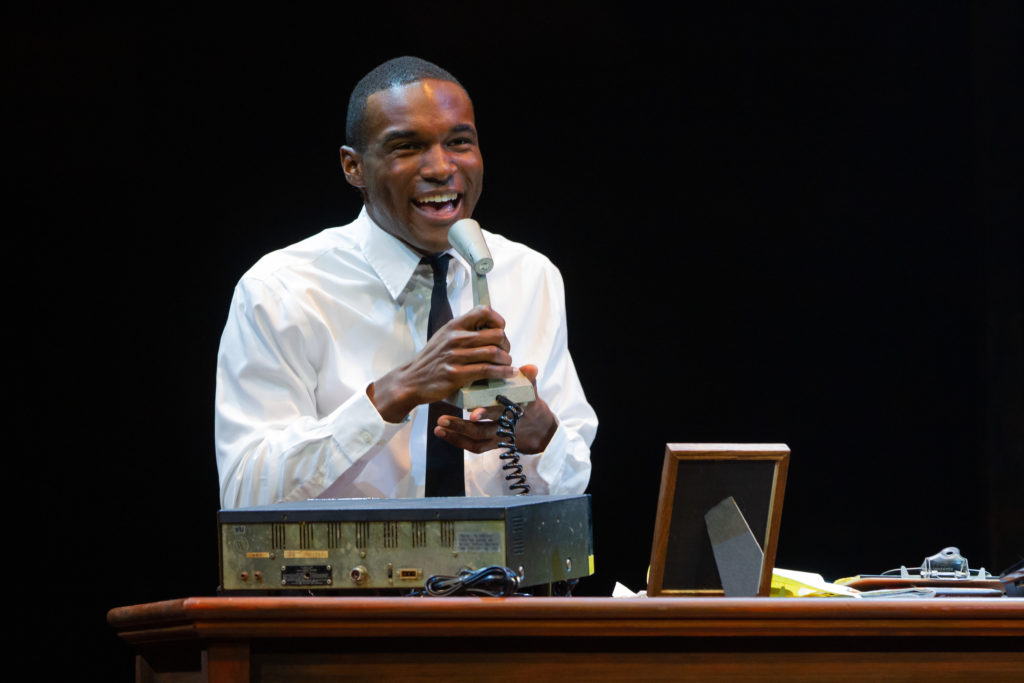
[{"left": 447, "top": 218, "right": 493, "bottom": 275}]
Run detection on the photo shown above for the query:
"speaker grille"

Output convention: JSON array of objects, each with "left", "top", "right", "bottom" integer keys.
[
  {"left": 412, "top": 521, "right": 427, "bottom": 547},
  {"left": 384, "top": 521, "right": 399, "bottom": 548},
  {"left": 327, "top": 522, "right": 342, "bottom": 548},
  {"left": 441, "top": 521, "right": 455, "bottom": 548},
  {"left": 510, "top": 513, "right": 526, "bottom": 555},
  {"left": 355, "top": 522, "right": 370, "bottom": 548}
]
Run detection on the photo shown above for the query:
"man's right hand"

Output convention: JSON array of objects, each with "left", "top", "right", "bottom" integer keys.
[{"left": 368, "top": 305, "right": 516, "bottom": 423}]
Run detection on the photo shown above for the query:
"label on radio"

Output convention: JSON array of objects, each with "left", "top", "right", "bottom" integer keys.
[
  {"left": 455, "top": 532, "right": 501, "bottom": 553},
  {"left": 284, "top": 550, "right": 329, "bottom": 559},
  {"left": 281, "top": 565, "right": 332, "bottom": 586}
]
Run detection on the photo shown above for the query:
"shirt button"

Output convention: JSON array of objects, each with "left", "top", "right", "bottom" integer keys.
[{"left": 360, "top": 431, "right": 372, "bottom": 444}]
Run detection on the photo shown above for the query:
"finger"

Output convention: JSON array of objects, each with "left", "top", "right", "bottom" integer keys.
[
  {"left": 469, "top": 405, "right": 504, "bottom": 422},
  {"left": 519, "top": 364, "right": 539, "bottom": 385},
  {"left": 454, "top": 305, "right": 506, "bottom": 332},
  {"left": 447, "top": 327, "right": 510, "bottom": 353},
  {"left": 434, "top": 362, "right": 516, "bottom": 400},
  {"left": 435, "top": 416, "right": 500, "bottom": 453},
  {"left": 446, "top": 345, "right": 513, "bottom": 370}
]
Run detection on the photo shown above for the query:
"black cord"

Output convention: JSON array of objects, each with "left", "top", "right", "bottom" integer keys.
[
  {"left": 496, "top": 394, "right": 529, "bottom": 495},
  {"left": 415, "top": 565, "right": 523, "bottom": 597},
  {"left": 402, "top": 398, "right": 530, "bottom": 598}
]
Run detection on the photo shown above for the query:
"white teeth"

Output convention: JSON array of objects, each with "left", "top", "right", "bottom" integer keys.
[{"left": 419, "top": 193, "right": 458, "bottom": 203}]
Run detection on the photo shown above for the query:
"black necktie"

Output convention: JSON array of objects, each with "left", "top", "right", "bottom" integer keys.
[{"left": 423, "top": 254, "right": 465, "bottom": 496}]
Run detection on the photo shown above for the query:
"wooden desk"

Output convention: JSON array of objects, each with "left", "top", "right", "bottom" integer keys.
[{"left": 108, "top": 596, "right": 1024, "bottom": 682}]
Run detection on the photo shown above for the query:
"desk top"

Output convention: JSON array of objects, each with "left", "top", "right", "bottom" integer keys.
[{"left": 109, "top": 596, "right": 1024, "bottom": 644}]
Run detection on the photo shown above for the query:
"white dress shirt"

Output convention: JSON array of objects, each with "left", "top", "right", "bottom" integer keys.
[{"left": 215, "top": 208, "right": 597, "bottom": 508}]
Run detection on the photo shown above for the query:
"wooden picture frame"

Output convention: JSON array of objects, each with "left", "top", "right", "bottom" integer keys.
[{"left": 647, "top": 443, "right": 789, "bottom": 597}]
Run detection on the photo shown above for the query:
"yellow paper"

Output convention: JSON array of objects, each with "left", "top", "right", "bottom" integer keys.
[{"left": 770, "top": 567, "right": 861, "bottom": 598}]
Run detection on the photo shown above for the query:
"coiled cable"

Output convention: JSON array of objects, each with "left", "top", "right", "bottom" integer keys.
[{"left": 496, "top": 395, "right": 529, "bottom": 495}]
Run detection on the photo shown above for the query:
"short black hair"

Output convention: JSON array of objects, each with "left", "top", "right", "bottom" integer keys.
[{"left": 345, "top": 56, "right": 465, "bottom": 152}]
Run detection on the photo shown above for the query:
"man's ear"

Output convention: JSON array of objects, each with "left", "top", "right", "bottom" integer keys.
[{"left": 340, "top": 145, "right": 364, "bottom": 188}]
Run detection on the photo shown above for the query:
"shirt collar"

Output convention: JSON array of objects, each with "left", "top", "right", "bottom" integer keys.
[{"left": 354, "top": 207, "right": 470, "bottom": 301}]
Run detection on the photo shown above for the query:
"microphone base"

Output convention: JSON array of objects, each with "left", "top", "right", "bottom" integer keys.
[{"left": 445, "top": 372, "right": 536, "bottom": 410}]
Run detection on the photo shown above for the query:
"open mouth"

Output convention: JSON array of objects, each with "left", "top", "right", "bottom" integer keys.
[{"left": 411, "top": 192, "right": 462, "bottom": 217}]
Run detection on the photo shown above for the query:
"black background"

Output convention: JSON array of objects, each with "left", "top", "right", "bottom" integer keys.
[{"left": 8, "top": 2, "right": 1022, "bottom": 679}]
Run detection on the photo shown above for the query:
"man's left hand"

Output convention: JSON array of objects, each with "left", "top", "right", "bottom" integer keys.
[{"left": 432, "top": 364, "right": 558, "bottom": 454}]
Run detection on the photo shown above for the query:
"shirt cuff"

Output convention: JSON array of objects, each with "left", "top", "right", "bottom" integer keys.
[{"left": 327, "top": 389, "right": 410, "bottom": 460}]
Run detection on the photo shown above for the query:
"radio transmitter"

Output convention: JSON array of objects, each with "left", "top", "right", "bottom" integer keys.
[{"left": 218, "top": 495, "right": 594, "bottom": 594}]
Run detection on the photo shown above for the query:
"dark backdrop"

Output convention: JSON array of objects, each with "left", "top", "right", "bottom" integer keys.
[{"left": 9, "top": 2, "right": 1021, "bottom": 679}]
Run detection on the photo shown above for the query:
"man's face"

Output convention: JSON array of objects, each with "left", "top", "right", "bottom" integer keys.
[{"left": 341, "top": 79, "right": 484, "bottom": 255}]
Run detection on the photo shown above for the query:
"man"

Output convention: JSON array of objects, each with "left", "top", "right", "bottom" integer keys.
[{"left": 215, "top": 57, "right": 597, "bottom": 507}]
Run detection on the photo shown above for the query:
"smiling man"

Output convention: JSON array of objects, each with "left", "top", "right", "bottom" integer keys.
[{"left": 215, "top": 57, "right": 597, "bottom": 507}]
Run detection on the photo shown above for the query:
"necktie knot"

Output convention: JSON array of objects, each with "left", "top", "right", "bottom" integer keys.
[{"left": 422, "top": 253, "right": 452, "bottom": 285}]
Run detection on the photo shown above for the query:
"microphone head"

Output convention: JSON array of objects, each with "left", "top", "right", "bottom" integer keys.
[{"left": 448, "top": 218, "right": 493, "bottom": 275}]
